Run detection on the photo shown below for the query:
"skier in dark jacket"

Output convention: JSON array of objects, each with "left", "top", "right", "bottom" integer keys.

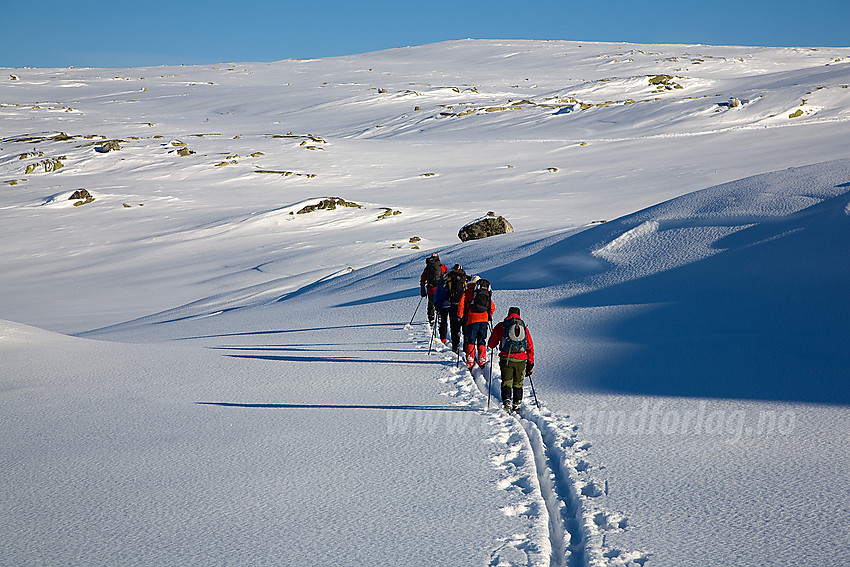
[
  {"left": 488, "top": 307, "right": 535, "bottom": 412},
  {"left": 419, "top": 253, "right": 447, "bottom": 325},
  {"left": 444, "top": 264, "right": 467, "bottom": 353},
  {"left": 432, "top": 273, "right": 452, "bottom": 345}
]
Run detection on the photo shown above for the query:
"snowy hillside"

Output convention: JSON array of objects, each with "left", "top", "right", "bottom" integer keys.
[{"left": 2, "top": 40, "right": 849, "bottom": 566}]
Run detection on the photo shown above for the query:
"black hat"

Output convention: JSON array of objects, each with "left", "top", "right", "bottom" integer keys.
[
  {"left": 508, "top": 307, "right": 520, "bottom": 316},
  {"left": 452, "top": 264, "right": 462, "bottom": 270}
]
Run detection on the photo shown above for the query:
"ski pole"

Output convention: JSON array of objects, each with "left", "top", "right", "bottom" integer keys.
[
  {"left": 487, "top": 347, "right": 494, "bottom": 409},
  {"left": 407, "top": 295, "right": 424, "bottom": 327},
  {"left": 526, "top": 369, "right": 540, "bottom": 410},
  {"left": 456, "top": 323, "right": 464, "bottom": 367},
  {"left": 428, "top": 316, "right": 437, "bottom": 354}
]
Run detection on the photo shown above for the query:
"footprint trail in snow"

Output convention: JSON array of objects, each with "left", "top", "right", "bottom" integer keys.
[{"left": 408, "top": 323, "right": 649, "bottom": 567}]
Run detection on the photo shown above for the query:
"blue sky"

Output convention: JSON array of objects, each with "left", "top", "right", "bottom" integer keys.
[{"left": 2, "top": 0, "right": 847, "bottom": 68}]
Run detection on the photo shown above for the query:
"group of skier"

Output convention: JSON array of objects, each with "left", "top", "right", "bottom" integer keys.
[{"left": 418, "top": 253, "right": 535, "bottom": 413}]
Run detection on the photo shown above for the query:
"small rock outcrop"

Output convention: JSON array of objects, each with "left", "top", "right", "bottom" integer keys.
[
  {"left": 458, "top": 213, "right": 514, "bottom": 242},
  {"left": 95, "top": 140, "right": 121, "bottom": 153},
  {"left": 296, "top": 197, "right": 362, "bottom": 215},
  {"left": 25, "top": 158, "right": 64, "bottom": 174},
  {"left": 69, "top": 189, "right": 94, "bottom": 206}
]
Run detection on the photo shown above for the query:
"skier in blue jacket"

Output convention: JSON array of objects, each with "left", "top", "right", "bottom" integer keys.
[{"left": 432, "top": 273, "right": 452, "bottom": 345}]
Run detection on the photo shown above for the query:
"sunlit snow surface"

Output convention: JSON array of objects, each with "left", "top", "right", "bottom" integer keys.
[{"left": 2, "top": 40, "right": 849, "bottom": 566}]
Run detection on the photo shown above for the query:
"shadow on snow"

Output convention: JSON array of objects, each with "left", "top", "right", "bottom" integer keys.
[
  {"left": 559, "top": 191, "right": 850, "bottom": 405},
  {"left": 197, "top": 401, "right": 475, "bottom": 412},
  {"left": 180, "top": 322, "right": 403, "bottom": 340},
  {"left": 223, "top": 354, "right": 445, "bottom": 365}
]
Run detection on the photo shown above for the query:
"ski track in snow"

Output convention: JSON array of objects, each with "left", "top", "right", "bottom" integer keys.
[{"left": 408, "top": 323, "right": 649, "bottom": 567}]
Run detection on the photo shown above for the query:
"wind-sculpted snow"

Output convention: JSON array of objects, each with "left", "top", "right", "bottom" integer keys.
[
  {"left": 559, "top": 160, "right": 850, "bottom": 404},
  {"left": 479, "top": 159, "right": 850, "bottom": 300}
]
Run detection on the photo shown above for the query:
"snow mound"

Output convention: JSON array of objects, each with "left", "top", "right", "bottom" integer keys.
[
  {"left": 484, "top": 159, "right": 850, "bottom": 405},
  {"left": 592, "top": 220, "right": 659, "bottom": 259}
]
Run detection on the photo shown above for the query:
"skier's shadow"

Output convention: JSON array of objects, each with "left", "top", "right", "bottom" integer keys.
[
  {"left": 212, "top": 343, "right": 419, "bottom": 354},
  {"left": 197, "top": 402, "right": 475, "bottom": 412},
  {"left": 180, "top": 322, "right": 402, "bottom": 341},
  {"left": 222, "top": 354, "right": 445, "bottom": 364}
]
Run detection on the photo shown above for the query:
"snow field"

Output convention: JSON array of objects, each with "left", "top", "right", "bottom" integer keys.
[
  {"left": 3, "top": 39, "right": 850, "bottom": 566},
  {"left": 1, "top": 318, "right": 539, "bottom": 566}
]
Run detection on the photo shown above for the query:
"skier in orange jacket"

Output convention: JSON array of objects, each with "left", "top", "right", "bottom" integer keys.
[{"left": 457, "top": 276, "right": 495, "bottom": 369}]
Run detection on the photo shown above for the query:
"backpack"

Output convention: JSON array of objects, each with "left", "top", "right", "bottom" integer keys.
[
  {"left": 469, "top": 279, "right": 491, "bottom": 313},
  {"left": 446, "top": 268, "right": 467, "bottom": 305},
  {"left": 425, "top": 255, "right": 442, "bottom": 287},
  {"left": 434, "top": 274, "right": 452, "bottom": 309},
  {"left": 500, "top": 317, "right": 527, "bottom": 353}
]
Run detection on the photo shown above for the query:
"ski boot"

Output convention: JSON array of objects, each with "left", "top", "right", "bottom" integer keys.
[
  {"left": 512, "top": 388, "right": 523, "bottom": 413},
  {"left": 465, "top": 344, "right": 476, "bottom": 370},
  {"left": 477, "top": 344, "right": 487, "bottom": 369},
  {"left": 501, "top": 386, "right": 513, "bottom": 413}
]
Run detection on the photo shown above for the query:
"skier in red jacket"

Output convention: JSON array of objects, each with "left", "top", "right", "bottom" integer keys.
[{"left": 488, "top": 307, "right": 534, "bottom": 412}]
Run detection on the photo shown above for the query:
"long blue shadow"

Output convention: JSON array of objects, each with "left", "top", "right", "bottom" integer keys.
[
  {"left": 198, "top": 402, "right": 475, "bottom": 412},
  {"left": 225, "top": 354, "right": 445, "bottom": 365},
  {"left": 558, "top": 191, "right": 850, "bottom": 405},
  {"left": 180, "top": 322, "right": 403, "bottom": 340},
  {"left": 213, "top": 345, "right": 420, "bottom": 354},
  {"left": 334, "top": 289, "right": 419, "bottom": 308}
]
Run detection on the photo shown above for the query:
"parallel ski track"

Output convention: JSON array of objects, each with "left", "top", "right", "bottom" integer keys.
[
  {"left": 473, "top": 368, "right": 591, "bottom": 567},
  {"left": 414, "top": 323, "right": 592, "bottom": 567}
]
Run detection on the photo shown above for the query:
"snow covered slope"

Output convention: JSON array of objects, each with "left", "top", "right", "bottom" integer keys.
[
  {"left": 2, "top": 40, "right": 849, "bottom": 566},
  {"left": 2, "top": 39, "right": 849, "bottom": 332}
]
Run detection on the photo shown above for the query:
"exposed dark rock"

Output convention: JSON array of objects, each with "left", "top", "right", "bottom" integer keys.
[
  {"left": 296, "top": 197, "right": 362, "bottom": 214},
  {"left": 377, "top": 208, "right": 402, "bottom": 220},
  {"left": 25, "top": 158, "right": 64, "bottom": 174},
  {"left": 69, "top": 189, "right": 94, "bottom": 206},
  {"left": 95, "top": 140, "right": 121, "bottom": 153},
  {"left": 458, "top": 215, "right": 514, "bottom": 242}
]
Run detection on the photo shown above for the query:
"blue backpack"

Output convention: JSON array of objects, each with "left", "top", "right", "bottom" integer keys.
[{"left": 434, "top": 275, "right": 452, "bottom": 309}]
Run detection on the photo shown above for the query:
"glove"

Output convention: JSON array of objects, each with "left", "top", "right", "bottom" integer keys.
[
  {"left": 420, "top": 288, "right": 426, "bottom": 297},
  {"left": 525, "top": 363, "right": 534, "bottom": 376}
]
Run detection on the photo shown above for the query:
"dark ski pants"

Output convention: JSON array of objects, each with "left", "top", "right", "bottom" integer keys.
[
  {"left": 436, "top": 307, "right": 449, "bottom": 341},
  {"left": 499, "top": 357, "right": 526, "bottom": 389},
  {"left": 464, "top": 321, "right": 489, "bottom": 348},
  {"left": 449, "top": 310, "right": 463, "bottom": 351},
  {"left": 427, "top": 293, "right": 436, "bottom": 324}
]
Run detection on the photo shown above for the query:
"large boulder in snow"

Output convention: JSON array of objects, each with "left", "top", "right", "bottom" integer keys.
[{"left": 458, "top": 213, "right": 514, "bottom": 242}]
